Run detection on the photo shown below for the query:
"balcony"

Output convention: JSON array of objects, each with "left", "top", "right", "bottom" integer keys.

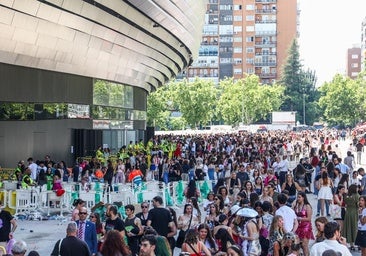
[
  {"left": 255, "top": 9, "right": 277, "bottom": 14},
  {"left": 255, "top": 19, "right": 277, "bottom": 24},
  {"left": 254, "top": 62, "right": 277, "bottom": 67},
  {"left": 258, "top": 73, "right": 276, "bottom": 78},
  {"left": 255, "top": 0, "right": 277, "bottom": 3},
  {"left": 255, "top": 52, "right": 276, "bottom": 56},
  {"left": 255, "top": 41, "right": 277, "bottom": 48},
  {"left": 255, "top": 31, "right": 277, "bottom": 36}
]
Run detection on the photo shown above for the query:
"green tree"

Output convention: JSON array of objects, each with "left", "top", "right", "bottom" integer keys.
[
  {"left": 318, "top": 74, "right": 361, "bottom": 126},
  {"left": 218, "top": 75, "right": 284, "bottom": 125},
  {"left": 146, "top": 86, "right": 171, "bottom": 129},
  {"left": 280, "top": 40, "right": 319, "bottom": 124},
  {"left": 175, "top": 78, "right": 218, "bottom": 127}
]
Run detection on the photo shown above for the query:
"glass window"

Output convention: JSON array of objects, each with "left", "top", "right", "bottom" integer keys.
[{"left": 93, "top": 80, "right": 133, "bottom": 108}]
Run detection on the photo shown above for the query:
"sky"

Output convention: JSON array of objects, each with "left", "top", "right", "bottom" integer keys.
[{"left": 298, "top": 0, "right": 366, "bottom": 86}]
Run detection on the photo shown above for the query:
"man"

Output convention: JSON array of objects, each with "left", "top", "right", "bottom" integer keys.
[
  {"left": 310, "top": 221, "right": 351, "bottom": 256},
  {"left": 278, "top": 155, "right": 289, "bottom": 186},
  {"left": 334, "top": 157, "right": 349, "bottom": 175},
  {"left": 359, "top": 167, "right": 366, "bottom": 195},
  {"left": 11, "top": 240, "right": 27, "bottom": 256},
  {"left": 343, "top": 151, "right": 354, "bottom": 172},
  {"left": 124, "top": 204, "right": 143, "bottom": 256},
  {"left": 21, "top": 167, "right": 35, "bottom": 189},
  {"left": 275, "top": 193, "right": 298, "bottom": 233},
  {"left": 147, "top": 196, "right": 176, "bottom": 238},
  {"left": 139, "top": 234, "right": 157, "bottom": 256},
  {"left": 356, "top": 140, "right": 364, "bottom": 165},
  {"left": 51, "top": 222, "right": 91, "bottom": 256},
  {"left": 27, "top": 157, "right": 38, "bottom": 181},
  {"left": 105, "top": 204, "right": 126, "bottom": 237},
  {"left": 0, "top": 200, "right": 17, "bottom": 248},
  {"left": 75, "top": 207, "right": 97, "bottom": 255},
  {"left": 236, "top": 164, "right": 249, "bottom": 185}
]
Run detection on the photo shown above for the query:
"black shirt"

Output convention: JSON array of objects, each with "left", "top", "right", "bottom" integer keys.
[
  {"left": 51, "top": 236, "right": 91, "bottom": 256},
  {"left": 0, "top": 210, "right": 13, "bottom": 242},
  {"left": 147, "top": 207, "right": 172, "bottom": 237},
  {"left": 105, "top": 217, "right": 125, "bottom": 233}
]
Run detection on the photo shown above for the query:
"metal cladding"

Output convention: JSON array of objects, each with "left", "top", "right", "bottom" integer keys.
[{"left": 0, "top": 0, "right": 207, "bottom": 91}]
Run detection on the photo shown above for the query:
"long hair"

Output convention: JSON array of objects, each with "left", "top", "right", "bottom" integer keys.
[
  {"left": 269, "top": 215, "right": 284, "bottom": 237},
  {"left": 186, "top": 180, "right": 197, "bottom": 199},
  {"left": 101, "top": 230, "right": 131, "bottom": 256},
  {"left": 215, "top": 228, "right": 235, "bottom": 252},
  {"left": 296, "top": 191, "right": 312, "bottom": 207},
  {"left": 315, "top": 216, "right": 328, "bottom": 240},
  {"left": 197, "top": 223, "right": 216, "bottom": 251},
  {"left": 184, "top": 228, "right": 199, "bottom": 245},
  {"left": 321, "top": 171, "right": 329, "bottom": 186}
]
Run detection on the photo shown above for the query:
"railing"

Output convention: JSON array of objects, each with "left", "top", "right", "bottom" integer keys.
[
  {"left": 255, "top": 9, "right": 277, "bottom": 14},
  {"left": 255, "top": 52, "right": 277, "bottom": 56},
  {"left": 255, "top": 20, "right": 277, "bottom": 24},
  {"left": 258, "top": 73, "right": 277, "bottom": 78},
  {"left": 254, "top": 62, "right": 277, "bottom": 67},
  {"left": 255, "top": 31, "right": 277, "bottom": 36},
  {"left": 255, "top": 0, "right": 277, "bottom": 3},
  {"left": 255, "top": 42, "right": 277, "bottom": 48}
]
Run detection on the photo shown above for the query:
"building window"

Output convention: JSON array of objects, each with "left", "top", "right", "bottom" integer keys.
[
  {"left": 234, "top": 68, "right": 242, "bottom": 74},
  {"left": 234, "top": 47, "right": 242, "bottom": 53},
  {"left": 234, "top": 26, "right": 242, "bottom": 33},
  {"left": 246, "top": 58, "right": 254, "bottom": 64},
  {"left": 234, "top": 15, "right": 243, "bottom": 21},
  {"left": 246, "top": 26, "right": 254, "bottom": 32},
  {"left": 219, "top": 4, "right": 232, "bottom": 10},
  {"left": 351, "top": 63, "right": 359, "bottom": 68},
  {"left": 352, "top": 54, "right": 359, "bottom": 59},
  {"left": 233, "top": 37, "right": 242, "bottom": 42},
  {"left": 234, "top": 58, "right": 242, "bottom": 64},
  {"left": 351, "top": 72, "right": 359, "bottom": 77},
  {"left": 246, "top": 4, "right": 254, "bottom": 10},
  {"left": 220, "top": 58, "right": 232, "bottom": 63},
  {"left": 234, "top": 5, "right": 242, "bottom": 10},
  {"left": 246, "top": 36, "right": 254, "bottom": 42},
  {"left": 246, "top": 47, "right": 254, "bottom": 53},
  {"left": 247, "top": 68, "right": 254, "bottom": 74},
  {"left": 246, "top": 15, "right": 255, "bottom": 21}
]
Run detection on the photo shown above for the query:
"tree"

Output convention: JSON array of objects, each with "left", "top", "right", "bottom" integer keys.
[
  {"left": 175, "top": 78, "right": 218, "bottom": 128},
  {"left": 146, "top": 86, "right": 171, "bottom": 129},
  {"left": 280, "top": 39, "right": 319, "bottom": 124},
  {"left": 217, "top": 75, "right": 284, "bottom": 125},
  {"left": 318, "top": 74, "right": 361, "bottom": 126}
]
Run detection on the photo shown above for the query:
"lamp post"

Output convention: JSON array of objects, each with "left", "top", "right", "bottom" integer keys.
[{"left": 303, "top": 92, "right": 306, "bottom": 125}]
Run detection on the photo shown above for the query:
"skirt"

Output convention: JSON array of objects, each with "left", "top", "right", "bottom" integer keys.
[
  {"left": 318, "top": 186, "right": 333, "bottom": 200},
  {"left": 355, "top": 230, "right": 366, "bottom": 247}
]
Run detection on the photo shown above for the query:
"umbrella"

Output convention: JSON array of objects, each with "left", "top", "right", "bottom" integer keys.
[{"left": 236, "top": 207, "right": 258, "bottom": 218}]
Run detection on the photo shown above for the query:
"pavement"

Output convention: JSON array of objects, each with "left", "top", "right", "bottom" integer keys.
[{"left": 8, "top": 138, "right": 366, "bottom": 256}]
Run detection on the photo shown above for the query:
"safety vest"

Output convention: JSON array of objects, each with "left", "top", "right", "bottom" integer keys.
[{"left": 21, "top": 174, "right": 34, "bottom": 189}]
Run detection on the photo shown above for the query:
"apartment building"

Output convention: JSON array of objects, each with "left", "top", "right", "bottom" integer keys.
[
  {"left": 346, "top": 46, "right": 362, "bottom": 79},
  {"left": 361, "top": 17, "right": 366, "bottom": 70},
  {"left": 186, "top": 0, "right": 298, "bottom": 84}
]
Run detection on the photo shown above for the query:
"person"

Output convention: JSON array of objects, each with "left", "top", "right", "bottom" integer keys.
[
  {"left": 0, "top": 201, "right": 17, "bottom": 248},
  {"left": 10, "top": 240, "right": 27, "bottom": 256},
  {"left": 214, "top": 228, "right": 236, "bottom": 254},
  {"left": 239, "top": 216, "right": 261, "bottom": 256},
  {"left": 281, "top": 174, "right": 301, "bottom": 205},
  {"left": 355, "top": 195, "right": 366, "bottom": 255},
  {"left": 317, "top": 171, "right": 333, "bottom": 216},
  {"left": 213, "top": 214, "right": 233, "bottom": 238},
  {"left": 75, "top": 207, "right": 98, "bottom": 255},
  {"left": 51, "top": 222, "right": 91, "bottom": 256},
  {"left": 139, "top": 235, "right": 157, "bottom": 256},
  {"left": 89, "top": 212, "right": 104, "bottom": 252},
  {"left": 177, "top": 204, "right": 199, "bottom": 248},
  {"left": 343, "top": 184, "right": 359, "bottom": 250},
  {"left": 267, "top": 215, "right": 285, "bottom": 256},
  {"left": 99, "top": 230, "right": 131, "bottom": 256},
  {"left": 275, "top": 193, "right": 298, "bottom": 233},
  {"left": 105, "top": 205, "right": 126, "bottom": 238},
  {"left": 71, "top": 199, "right": 86, "bottom": 221},
  {"left": 309, "top": 222, "right": 351, "bottom": 256},
  {"left": 314, "top": 217, "right": 328, "bottom": 243},
  {"left": 227, "top": 245, "right": 244, "bottom": 256},
  {"left": 135, "top": 202, "right": 150, "bottom": 228},
  {"left": 204, "top": 203, "right": 219, "bottom": 231},
  {"left": 28, "top": 251, "right": 40, "bottom": 256},
  {"left": 293, "top": 191, "right": 314, "bottom": 256},
  {"left": 143, "top": 226, "right": 172, "bottom": 256},
  {"left": 124, "top": 204, "right": 143, "bottom": 256},
  {"left": 197, "top": 223, "right": 218, "bottom": 255},
  {"left": 181, "top": 229, "right": 212, "bottom": 256},
  {"left": 128, "top": 165, "right": 144, "bottom": 188},
  {"left": 333, "top": 185, "right": 346, "bottom": 231},
  {"left": 147, "top": 196, "right": 176, "bottom": 238},
  {"left": 21, "top": 167, "right": 35, "bottom": 189}
]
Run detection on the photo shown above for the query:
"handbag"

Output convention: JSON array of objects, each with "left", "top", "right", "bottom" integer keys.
[
  {"left": 176, "top": 214, "right": 193, "bottom": 248},
  {"left": 330, "top": 202, "right": 342, "bottom": 219}
]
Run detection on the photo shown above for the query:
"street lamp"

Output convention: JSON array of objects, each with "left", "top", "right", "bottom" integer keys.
[{"left": 303, "top": 92, "right": 306, "bottom": 125}]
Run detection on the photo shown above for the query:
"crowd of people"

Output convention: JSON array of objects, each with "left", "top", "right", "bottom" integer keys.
[{"left": 1, "top": 128, "right": 366, "bottom": 256}]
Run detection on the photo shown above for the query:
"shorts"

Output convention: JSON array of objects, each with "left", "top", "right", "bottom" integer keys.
[{"left": 355, "top": 230, "right": 366, "bottom": 248}]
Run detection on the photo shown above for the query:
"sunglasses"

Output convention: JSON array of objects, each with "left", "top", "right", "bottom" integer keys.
[
  {"left": 89, "top": 216, "right": 96, "bottom": 218},
  {"left": 79, "top": 212, "right": 87, "bottom": 215},
  {"left": 141, "top": 206, "right": 149, "bottom": 208}
]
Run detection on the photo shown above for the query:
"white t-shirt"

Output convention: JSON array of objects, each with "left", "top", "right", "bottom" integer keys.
[
  {"left": 358, "top": 208, "right": 366, "bottom": 231},
  {"left": 310, "top": 239, "right": 351, "bottom": 256},
  {"left": 275, "top": 205, "right": 297, "bottom": 232}
]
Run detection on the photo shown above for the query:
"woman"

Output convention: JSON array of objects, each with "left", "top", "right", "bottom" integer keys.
[
  {"left": 253, "top": 176, "right": 263, "bottom": 196},
  {"left": 104, "top": 160, "right": 115, "bottom": 189},
  {"left": 184, "top": 180, "right": 200, "bottom": 202},
  {"left": 332, "top": 167, "right": 342, "bottom": 191},
  {"left": 228, "top": 172, "right": 241, "bottom": 199},
  {"left": 214, "top": 195, "right": 228, "bottom": 214},
  {"left": 317, "top": 171, "right": 333, "bottom": 216},
  {"left": 355, "top": 195, "right": 366, "bottom": 254},
  {"left": 162, "top": 157, "right": 170, "bottom": 184},
  {"left": 218, "top": 186, "right": 232, "bottom": 206},
  {"left": 260, "top": 186, "right": 273, "bottom": 206},
  {"left": 177, "top": 204, "right": 199, "bottom": 248},
  {"left": 181, "top": 229, "right": 212, "bottom": 256},
  {"left": 281, "top": 174, "right": 301, "bottom": 205},
  {"left": 189, "top": 197, "right": 202, "bottom": 223},
  {"left": 100, "top": 230, "right": 132, "bottom": 256},
  {"left": 71, "top": 198, "right": 85, "bottom": 221},
  {"left": 205, "top": 203, "right": 220, "bottom": 231},
  {"left": 213, "top": 214, "right": 233, "bottom": 238},
  {"left": 227, "top": 245, "right": 244, "bottom": 256},
  {"left": 263, "top": 169, "right": 277, "bottom": 187},
  {"left": 215, "top": 227, "right": 236, "bottom": 254},
  {"left": 242, "top": 181, "right": 254, "bottom": 200},
  {"left": 198, "top": 223, "right": 218, "bottom": 255},
  {"left": 268, "top": 215, "right": 285, "bottom": 256},
  {"left": 338, "top": 173, "right": 349, "bottom": 193},
  {"left": 314, "top": 216, "right": 328, "bottom": 243},
  {"left": 344, "top": 184, "right": 360, "bottom": 251},
  {"left": 90, "top": 212, "right": 104, "bottom": 251},
  {"left": 239, "top": 216, "right": 261, "bottom": 256},
  {"left": 333, "top": 184, "right": 346, "bottom": 231},
  {"left": 203, "top": 192, "right": 216, "bottom": 213},
  {"left": 293, "top": 191, "right": 314, "bottom": 256},
  {"left": 115, "top": 159, "right": 126, "bottom": 184}
]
